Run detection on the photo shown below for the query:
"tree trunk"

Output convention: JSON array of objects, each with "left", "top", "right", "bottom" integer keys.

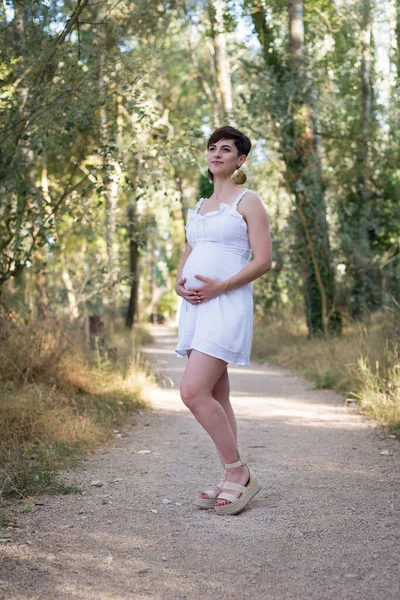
[
  {"left": 345, "top": 0, "right": 380, "bottom": 318},
  {"left": 207, "top": 0, "right": 233, "bottom": 124},
  {"left": 213, "top": 0, "right": 233, "bottom": 122},
  {"left": 125, "top": 154, "right": 142, "bottom": 330},
  {"left": 395, "top": 0, "right": 400, "bottom": 81},
  {"left": 126, "top": 202, "right": 139, "bottom": 330},
  {"left": 12, "top": 1, "right": 36, "bottom": 227},
  {"left": 286, "top": 0, "right": 339, "bottom": 335},
  {"left": 61, "top": 266, "right": 80, "bottom": 320},
  {"left": 189, "top": 35, "right": 220, "bottom": 128},
  {"left": 35, "top": 248, "right": 50, "bottom": 320}
]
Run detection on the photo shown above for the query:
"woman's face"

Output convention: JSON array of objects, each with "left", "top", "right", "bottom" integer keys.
[{"left": 207, "top": 138, "right": 246, "bottom": 179}]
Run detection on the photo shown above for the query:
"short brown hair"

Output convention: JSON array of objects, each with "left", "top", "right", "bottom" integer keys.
[{"left": 207, "top": 126, "right": 251, "bottom": 182}]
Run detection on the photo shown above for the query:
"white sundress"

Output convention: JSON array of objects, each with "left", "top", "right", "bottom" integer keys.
[{"left": 175, "top": 188, "right": 254, "bottom": 366}]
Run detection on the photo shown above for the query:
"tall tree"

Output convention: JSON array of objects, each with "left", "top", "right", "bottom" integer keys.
[
  {"left": 248, "top": 0, "right": 339, "bottom": 335},
  {"left": 209, "top": 0, "right": 234, "bottom": 123},
  {"left": 338, "top": 0, "right": 383, "bottom": 318}
]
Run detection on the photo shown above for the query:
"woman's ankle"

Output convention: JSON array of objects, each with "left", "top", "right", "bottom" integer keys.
[{"left": 225, "top": 464, "right": 249, "bottom": 478}]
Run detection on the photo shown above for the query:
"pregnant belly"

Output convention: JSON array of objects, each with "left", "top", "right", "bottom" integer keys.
[{"left": 182, "top": 244, "right": 246, "bottom": 290}]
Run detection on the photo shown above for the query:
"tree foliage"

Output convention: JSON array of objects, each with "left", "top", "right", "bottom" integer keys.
[{"left": 0, "top": 0, "right": 398, "bottom": 332}]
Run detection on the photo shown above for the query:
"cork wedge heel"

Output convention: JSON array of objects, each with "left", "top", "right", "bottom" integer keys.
[{"left": 214, "top": 460, "right": 261, "bottom": 516}]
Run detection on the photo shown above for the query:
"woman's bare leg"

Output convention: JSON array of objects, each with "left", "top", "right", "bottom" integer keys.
[
  {"left": 186, "top": 351, "right": 237, "bottom": 499},
  {"left": 213, "top": 367, "right": 237, "bottom": 448},
  {"left": 200, "top": 367, "right": 237, "bottom": 499},
  {"left": 180, "top": 350, "right": 239, "bottom": 462},
  {"left": 187, "top": 350, "right": 237, "bottom": 450},
  {"left": 180, "top": 349, "right": 249, "bottom": 505}
]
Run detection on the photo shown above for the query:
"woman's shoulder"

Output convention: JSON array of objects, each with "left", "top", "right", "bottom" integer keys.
[
  {"left": 186, "top": 197, "right": 205, "bottom": 220},
  {"left": 242, "top": 188, "right": 262, "bottom": 203},
  {"left": 240, "top": 189, "right": 267, "bottom": 217}
]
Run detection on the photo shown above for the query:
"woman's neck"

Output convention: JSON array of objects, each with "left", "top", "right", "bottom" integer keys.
[{"left": 211, "top": 177, "right": 243, "bottom": 200}]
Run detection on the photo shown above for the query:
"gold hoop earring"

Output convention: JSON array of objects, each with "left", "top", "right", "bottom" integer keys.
[{"left": 231, "top": 166, "right": 246, "bottom": 185}]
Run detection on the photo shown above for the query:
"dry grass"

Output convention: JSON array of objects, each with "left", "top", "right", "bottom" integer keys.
[
  {"left": 354, "top": 342, "right": 400, "bottom": 429},
  {"left": 252, "top": 310, "right": 400, "bottom": 431},
  {"left": 0, "top": 312, "right": 154, "bottom": 507}
]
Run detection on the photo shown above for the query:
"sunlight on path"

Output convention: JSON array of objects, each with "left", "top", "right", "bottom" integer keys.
[{"left": 142, "top": 324, "right": 364, "bottom": 425}]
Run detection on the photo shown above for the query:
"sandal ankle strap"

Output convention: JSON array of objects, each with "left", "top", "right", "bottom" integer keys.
[{"left": 225, "top": 459, "right": 246, "bottom": 469}]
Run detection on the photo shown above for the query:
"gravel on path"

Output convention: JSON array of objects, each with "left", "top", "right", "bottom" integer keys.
[{"left": 1, "top": 324, "right": 399, "bottom": 600}]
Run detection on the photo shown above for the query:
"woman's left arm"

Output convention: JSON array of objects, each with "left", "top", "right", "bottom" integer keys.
[{"left": 220, "top": 192, "right": 272, "bottom": 293}]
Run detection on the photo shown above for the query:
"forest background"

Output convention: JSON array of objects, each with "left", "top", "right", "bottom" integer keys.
[{"left": 0, "top": 0, "right": 399, "bottom": 513}]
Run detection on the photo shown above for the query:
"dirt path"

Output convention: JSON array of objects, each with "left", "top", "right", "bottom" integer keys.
[{"left": 1, "top": 324, "right": 399, "bottom": 600}]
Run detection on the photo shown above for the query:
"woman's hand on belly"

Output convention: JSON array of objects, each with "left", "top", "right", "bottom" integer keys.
[
  {"left": 187, "top": 274, "right": 225, "bottom": 303},
  {"left": 175, "top": 277, "right": 204, "bottom": 305}
]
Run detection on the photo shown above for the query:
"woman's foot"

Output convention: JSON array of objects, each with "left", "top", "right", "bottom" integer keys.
[
  {"left": 199, "top": 483, "right": 224, "bottom": 501},
  {"left": 194, "top": 476, "right": 225, "bottom": 508},
  {"left": 215, "top": 464, "right": 250, "bottom": 507},
  {"left": 215, "top": 461, "right": 262, "bottom": 515}
]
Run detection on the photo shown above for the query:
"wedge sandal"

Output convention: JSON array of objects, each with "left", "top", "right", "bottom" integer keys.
[
  {"left": 194, "top": 479, "right": 225, "bottom": 509},
  {"left": 214, "top": 459, "right": 261, "bottom": 516}
]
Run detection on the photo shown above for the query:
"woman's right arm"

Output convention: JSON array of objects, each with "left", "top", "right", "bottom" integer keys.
[
  {"left": 175, "top": 242, "right": 198, "bottom": 305},
  {"left": 176, "top": 242, "right": 192, "bottom": 284}
]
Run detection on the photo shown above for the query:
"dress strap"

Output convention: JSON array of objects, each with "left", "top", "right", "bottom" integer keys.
[
  {"left": 194, "top": 197, "right": 206, "bottom": 214},
  {"left": 232, "top": 188, "right": 250, "bottom": 209}
]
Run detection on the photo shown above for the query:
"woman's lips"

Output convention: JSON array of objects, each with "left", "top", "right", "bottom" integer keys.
[{"left": 212, "top": 161, "right": 223, "bottom": 164}]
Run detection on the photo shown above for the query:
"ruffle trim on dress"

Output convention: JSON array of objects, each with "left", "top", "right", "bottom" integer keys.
[
  {"left": 185, "top": 203, "right": 248, "bottom": 231},
  {"left": 175, "top": 334, "right": 250, "bottom": 366}
]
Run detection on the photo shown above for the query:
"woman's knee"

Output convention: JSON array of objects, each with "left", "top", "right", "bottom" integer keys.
[{"left": 180, "top": 380, "right": 201, "bottom": 411}]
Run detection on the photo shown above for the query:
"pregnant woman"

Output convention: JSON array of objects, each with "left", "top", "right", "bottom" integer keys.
[{"left": 175, "top": 125, "right": 272, "bottom": 515}]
